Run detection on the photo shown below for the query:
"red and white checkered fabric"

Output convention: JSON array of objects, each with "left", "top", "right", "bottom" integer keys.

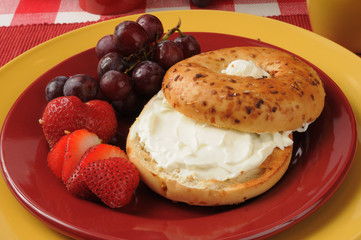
[{"left": 0, "top": 0, "right": 308, "bottom": 27}]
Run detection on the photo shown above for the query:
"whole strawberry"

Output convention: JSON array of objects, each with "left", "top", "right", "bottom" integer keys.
[
  {"left": 39, "top": 96, "right": 117, "bottom": 148},
  {"left": 83, "top": 157, "right": 140, "bottom": 208},
  {"left": 40, "top": 96, "right": 85, "bottom": 148},
  {"left": 84, "top": 100, "right": 118, "bottom": 144}
]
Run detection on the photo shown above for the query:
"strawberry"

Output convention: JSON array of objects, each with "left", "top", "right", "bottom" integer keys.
[
  {"left": 39, "top": 96, "right": 117, "bottom": 148},
  {"left": 40, "top": 96, "right": 85, "bottom": 148},
  {"left": 47, "top": 134, "right": 70, "bottom": 179},
  {"left": 64, "top": 162, "right": 97, "bottom": 200},
  {"left": 62, "top": 129, "right": 101, "bottom": 183},
  {"left": 66, "top": 144, "right": 127, "bottom": 198},
  {"left": 84, "top": 100, "right": 118, "bottom": 144},
  {"left": 82, "top": 157, "right": 140, "bottom": 208}
]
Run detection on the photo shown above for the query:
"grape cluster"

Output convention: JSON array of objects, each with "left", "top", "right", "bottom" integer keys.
[{"left": 45, "top": 14, "right": 201, "bottom": 118}]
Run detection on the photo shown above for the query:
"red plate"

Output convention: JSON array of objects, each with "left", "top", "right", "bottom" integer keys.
[{"left": 0, "top": 33, "right": 357, "bottom": 240}]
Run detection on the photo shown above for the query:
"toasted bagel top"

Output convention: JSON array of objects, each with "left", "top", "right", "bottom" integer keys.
[{"left": 162, "top": 46, "right": 325, "bottom": 133}]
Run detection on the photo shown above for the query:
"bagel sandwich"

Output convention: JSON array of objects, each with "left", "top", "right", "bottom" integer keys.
[{"left": 126, "top": 46, "right": 325, "bottom": 206}]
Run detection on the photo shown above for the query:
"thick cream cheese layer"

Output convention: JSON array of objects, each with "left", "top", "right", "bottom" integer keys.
[{"left": 130, "top": 91, "right": 294, "bottom": 181}]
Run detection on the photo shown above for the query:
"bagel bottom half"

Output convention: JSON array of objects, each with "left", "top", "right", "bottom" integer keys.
[{"left": 126, "top": 127, "right": 293, "bottom": 206}]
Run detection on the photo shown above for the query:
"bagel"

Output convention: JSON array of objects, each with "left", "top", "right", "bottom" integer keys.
[
  {"left": 126, "top": 46, "right": 325, "bottom": 206},
  {"left": 127, "top": 132, "right": 292, "bottom": 206},
  {"left": 162, "top": 46, "right": 325, "bottom": 133}
]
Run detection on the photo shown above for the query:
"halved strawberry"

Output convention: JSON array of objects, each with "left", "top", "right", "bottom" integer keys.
[
  {"left": 47, "top": 134, "right": 70, "bottom": 179},
  {"left": 61, "top": 129, "right": 101, "bottom": 183},
  {"left": 66, "top": 144, "right": 127, "bottom": 198},
  {"left": 64, "top": 163, "right": 97, "bottom": 200},
  {"left": 82, "top": 157, "right": 140, "bottom": 208}
]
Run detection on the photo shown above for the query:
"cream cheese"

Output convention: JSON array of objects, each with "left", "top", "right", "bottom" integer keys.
[
  {"left": 221, "top": 59, "right": 270, "bottom": 79},
  {"left": 130, "top": 91, "right": 293, "bottom": 181}
]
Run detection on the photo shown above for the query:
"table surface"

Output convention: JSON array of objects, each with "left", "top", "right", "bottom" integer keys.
[{"left": 0, "top": 0, "right": 308, "bottom": 26}]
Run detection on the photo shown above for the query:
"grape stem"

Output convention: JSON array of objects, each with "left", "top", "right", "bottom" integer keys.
[
  {"left": 123, "top": 18, "right": 183, "bottom": 74},
  {"left": 159, "top": 18, "right": 182, "bottom": 42},
  {"left": 124, "top": 47, "right": 152, "bottom": 74},
  {"left": 177, "top": 28, "right": 185, "bottom": 37}
]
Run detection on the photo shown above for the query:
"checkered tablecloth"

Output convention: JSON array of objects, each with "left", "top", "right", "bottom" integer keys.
[
  {"left": 0, "top": 0, "right": 308, "bottom": 27},
  {"left": 0, "top": 0, "right": 311, "bottom": 67}
]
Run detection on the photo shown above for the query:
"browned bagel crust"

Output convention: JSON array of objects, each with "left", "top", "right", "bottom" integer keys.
[
  {"left": 126, "top": 131, "right": 293, "bottom": 206},
  {"left": 162, "top": 47, "right": 325, "bottom": 133}
]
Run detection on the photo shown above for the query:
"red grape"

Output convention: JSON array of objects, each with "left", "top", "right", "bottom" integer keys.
[
  {"left": 153, "top": 40, "right": 184, "bottom": 70},
  {"left": 95, "top": 34, "right": 118, "bottom": 59},
  {"left": 112, "top": 91, "right": 146, "bottom": 117},
  {"left": 132, "top": 61, "right": 165, "bottom": 97},
  {"left": 99, "top": 70, "right": 132, "bottom": 101},
  {"left": 174, "top": 34, "right": 201, "bottom": 58},
  {"left": 113, "top": 21, "right": 149, "bottom": 56},
  {"left": 63, "top": 74, "right": 98, "bottom": 102},
  {"left": 95, "top": 88, "right": 110, "bottom": 102},
  {"left": 45, "top": 76, "right": 68, "bottom": 101},
  {"left": 136, "top": 14, "right": 164, "bottom": 43},
  {"left": 97, "top": 52, "right": 128, "bottom": 78}
]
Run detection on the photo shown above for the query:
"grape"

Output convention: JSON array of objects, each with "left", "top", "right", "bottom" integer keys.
[
  {"left": 95, "top": 35, "right": 118, "bottom": 59},
  {"left": 112, "top": 91, "right": 146, "bottom": 117},
  {"left": 191, "top": 0, "right": 211, "bottom": 7},
  {"left": 174, "top": 34, "right": 201, "bottom": 58},
  {"left": 113, "top": 21, "right": 149, "bottom": 56},
  {"left": 97, "top": 52, "right": 128, "bottom": 78},
  {"left": 45, "top": 76, "right": 68, "bottom": 101},
  {"left": 99, "top": 70, "right": 132, "bottom": 101},
  {"left": 132, "top": 61, "right": 164, "bottom": 97},
  {"left": 136, "top": 14, "right": 164, "bottom": 43},
  {"left": 108, "top": 117, "right": 137, "bottom": 149},
  {"left": 63, "top": 74, "right": 98, "bottom": 102},
  {"left": 153, "top": 40, "right": 184, "bottom": 70},
  {"left": 95, "top": 87, "right": 109, "bottom": 102}
]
